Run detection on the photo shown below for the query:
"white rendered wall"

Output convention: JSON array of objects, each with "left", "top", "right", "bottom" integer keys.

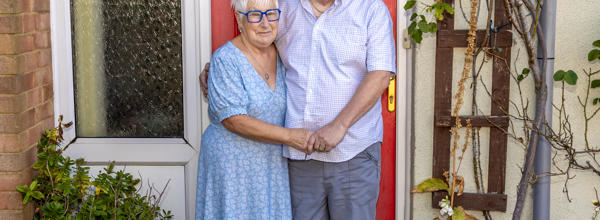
[{"left": 550, "top": 1, "right": 600, "bottom": 219}]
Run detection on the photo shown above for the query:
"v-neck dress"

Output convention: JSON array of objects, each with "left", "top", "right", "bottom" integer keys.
[{"left": 195, "top": 42, "right": 291, "bottom": 220}]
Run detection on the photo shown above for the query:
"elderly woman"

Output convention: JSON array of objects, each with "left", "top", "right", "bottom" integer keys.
[{"left": 195, "top": 0, "right": 311, "bottom": 219}]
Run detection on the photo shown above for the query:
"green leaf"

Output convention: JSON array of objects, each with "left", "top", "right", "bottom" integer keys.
[
  {"left": 410, "top": 13, "right": 418, "bottom": 21},
  {"left": 16, "top": 185, "right": 28, "bottom": 193},
  {"left": 29, "top": 180, "right": 37, "bottom": 190},
  {"left": 522, "top": 68, "right": 531, "bottom": 75},
  {"left": 408, "top": 22, "right": 417, "bottom": 34},
  {"left": 412, "top": 29, "right": 423, "bottom": 43},
  {"left": 589, "top": 49, "right": 600, "bottom": 61},
  {"left": 434, "top": 5, "right": 444, "bottom": 20},
  {"left": 31, "top": 191, "right": 44, "bottom": 200},
  {"left": 420, "top": 15, "right": 426, "bottom": 22},
  {"left": 404, "top": 0, "right": 416, "bottom": 10},
  {"left": 443, "top": 3, "right": 454, "bottom": 14},
  {"left": 428, "top": 22, "right": 438, "bottom": 33},
  {"left": 418, "top": 20, "right": 428, "bottom": 32},
  {"left": 554, "top": 70, "right": 566, "bottom": 81},
  {"left": 592, "top": 80, "right": 600, "bottom": 88},
  {"left": 564, "top": 70, "right": 578, "bottom": 85},
  {"left": 23, "top": 194, "right": 31, "bottom": 204},
  {"left": 593, "top": 40, "right": 600, "bottom": 48},
  {"left": 452, "top": 206, "right": 466, "bottom": 220},
  {"left": 517, "top": 74, "right": 525, "bottom": 82},
  {"left": 593, "top": 98, "right": 600, "bottom": 105},
  {"left": 411, "top": 178, "right": 448, "bottom": 193}
]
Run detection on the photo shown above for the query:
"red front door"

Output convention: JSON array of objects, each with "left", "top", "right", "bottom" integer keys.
[{"left": 210, "top": 1, "right": 397, "bottom": 219}]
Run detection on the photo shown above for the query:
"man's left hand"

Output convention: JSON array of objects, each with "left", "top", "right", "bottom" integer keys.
[{"left": 308, "top": 121, "right": 348, "bottom": 153}]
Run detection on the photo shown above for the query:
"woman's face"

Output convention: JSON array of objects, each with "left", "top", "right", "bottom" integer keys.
[{"left": 239, "top": 0, "right": 278, "bottom": 48}]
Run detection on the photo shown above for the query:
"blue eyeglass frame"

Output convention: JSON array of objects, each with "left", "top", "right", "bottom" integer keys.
[{"left": 237, "top": 9, "right": 281, "bottom": 23}]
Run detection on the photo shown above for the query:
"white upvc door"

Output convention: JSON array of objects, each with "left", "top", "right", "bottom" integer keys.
[{"left": 50, "top": 0, "right": 211, "bottom": 219}]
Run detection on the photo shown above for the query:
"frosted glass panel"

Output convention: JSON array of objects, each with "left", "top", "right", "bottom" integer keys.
[{"left": 71, "top": 0, "right": 183, "bottom": 138}]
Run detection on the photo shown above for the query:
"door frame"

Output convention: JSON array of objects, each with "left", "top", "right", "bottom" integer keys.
[{"left": 396, "top": 1, "right": 412, "bottom": 219}]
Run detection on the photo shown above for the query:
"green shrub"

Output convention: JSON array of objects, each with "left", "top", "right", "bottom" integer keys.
[{"left": 16, "top": 116, "right": 173, "bottom": 219}]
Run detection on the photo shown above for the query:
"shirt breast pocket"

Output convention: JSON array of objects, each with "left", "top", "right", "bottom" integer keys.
[{"left": 332, "top": 28, "right": 367, "bottom": 67}]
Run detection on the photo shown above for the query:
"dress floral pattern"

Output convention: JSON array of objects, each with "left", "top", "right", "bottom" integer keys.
[{"left": 195, "top": 42, "right": 291, "bottom": 220}]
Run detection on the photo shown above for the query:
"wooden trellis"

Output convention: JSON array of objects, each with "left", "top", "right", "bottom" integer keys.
[{"left": 432, "top": 0, "right": 513, "bottom": 211}]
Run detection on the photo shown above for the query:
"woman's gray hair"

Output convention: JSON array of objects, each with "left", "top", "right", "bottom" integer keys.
[{"left": 231, "top": 0, "right": 278, "bottom": 14}]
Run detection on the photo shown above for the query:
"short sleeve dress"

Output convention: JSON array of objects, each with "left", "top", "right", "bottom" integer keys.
[{"left": 195, "top": 42, "right": 291, "bottom": 220}]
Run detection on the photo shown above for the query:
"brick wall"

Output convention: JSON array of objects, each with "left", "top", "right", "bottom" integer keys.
[{"left": 0, "top": 0, "right": 54, "bottom": 219}]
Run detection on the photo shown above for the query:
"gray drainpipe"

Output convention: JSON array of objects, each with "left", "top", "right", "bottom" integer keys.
[{"left": 534, "top": 0, "right": 556, "bottom": 219}]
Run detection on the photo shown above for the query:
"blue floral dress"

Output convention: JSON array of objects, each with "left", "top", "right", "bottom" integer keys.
[{"left": 195, "top": 42, "right": 291, "bottom": 220}]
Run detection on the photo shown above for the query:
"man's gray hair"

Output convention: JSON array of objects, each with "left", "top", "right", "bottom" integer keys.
[{"left": 231, "top": 0, "right": 278, "bottom": 13}]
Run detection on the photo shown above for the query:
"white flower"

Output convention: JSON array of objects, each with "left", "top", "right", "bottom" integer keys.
[
  {"left": 440, "top": 206, "right": 453, "bottom": 216},
  {"left": 447, "top": 207, "right": 454, "bottom": 216},
  {"left": 439, "top": 200, "right": 447, "bottom": 208}
]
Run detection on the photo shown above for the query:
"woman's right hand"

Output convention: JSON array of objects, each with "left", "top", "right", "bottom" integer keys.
[
  {"left": 286, "top": 128, "right": 314, "bottom": 154},
  {"left": 200, "top": 62, "right": 210, "bottom": 98}
]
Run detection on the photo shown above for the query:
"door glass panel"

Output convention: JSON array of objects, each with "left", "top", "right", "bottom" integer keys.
[{"left": 70, "top": 0, "right": 183, "bottom": 138}]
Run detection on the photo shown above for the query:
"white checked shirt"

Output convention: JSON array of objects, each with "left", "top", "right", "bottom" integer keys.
[{"left": 276, "top": 0, "right": 396, "bottom": 162}]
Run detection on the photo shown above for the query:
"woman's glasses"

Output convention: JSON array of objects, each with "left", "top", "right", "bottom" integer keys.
[{"left": 238, "top": 9, "right": 281, "bottom": 23}]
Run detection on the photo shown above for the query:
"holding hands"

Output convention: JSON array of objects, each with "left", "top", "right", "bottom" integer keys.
[
  {"left": 306, "top": 121, "right": 347, "bottom": 154},
  {"left": 200, "top": 62, "right": 348, "bottom": 156},
  {"left": 287, "top": 121, "right": 348, "bottom": 156}
]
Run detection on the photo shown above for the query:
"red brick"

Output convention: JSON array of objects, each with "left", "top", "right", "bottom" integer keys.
[
  {"left": 34, "top": 67, "right": 49, "bottom": 85},
  {"left": 34, "top": 100, "right": 52, "bottom": 122},
  {"left": 43, "top": 113, "right": 53, "bottom": 128},
  {"left": 0, "top": 107, "right": 38, "bottom": 134},
  {"left": 0, "top": 169, "right": 32, "bottom": 190},
  {"left": 0, "top": 35, "right": 35, "bottom": 55},
  {"left": 0, "top": 95, "right": 17, "bottom": 113},
  {"left": 15, "top": 71, "right": 36, "bottom": 93},
  {"left": 19, "top": 52, "right": 38, "bottom": 73},
  {"left": 41, "top": 83, "right": 52, "bottom": 101},
  {"left": 0, "top": 75, "right": 17, "bottom": 93},
  {"left": 0, "top": 0, "right": 23, "bottom": 13},
  {"left": 0, "top": 134, "right": 18, "bottom": 152},
  {"left": 32, "top": 0, "right": 47, "bottom": 12},
  {"left": 38, "top": 49, "right": 50, "bottom": 67},
  {"left": 21, "top": 120, "right": 46, "bottom": 148},
  {"left": 16, "top": 107, "right": 35, "bottom": 131},
  {"left": 0, "top": 55, "right": 18, "bottom": 74},
  {"left": 34, "top": 31, "right": 49, "bottom": 49},
  {"left": 18, "top": 34, "right": 35, "bottom": 53},
  {"left": 0, "top": 15, "right": 22, "bottom": 34},
  {"left": 22, "top": 86, "right": 42, "bottom": 111},
  {"left": 0, "top": 145, "right": 36, "bottom": 172},
  {"left": 20, "top": 0, "right": 31, "bottom": 12},
  {"left": 0, "top": 192, "right": 24, "bottom": 210},
  {"left": 36, "top": 12, "right": 49, "bottom": 30},
  {"left": 0, "top": 210, "right": 25, "bottom": 220},
  {"left": 0, "top": 36, "right": 18, "bottom": 55},
  {"left": 0, "top": 114, "right": 18, "bottom": 133},
  {"left": 22, "top": 13, "right": 36, "bottom": 33}
]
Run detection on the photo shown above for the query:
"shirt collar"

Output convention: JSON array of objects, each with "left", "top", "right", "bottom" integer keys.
[{"left": 300, "top": 0, "right": 342, "bottom": 14}]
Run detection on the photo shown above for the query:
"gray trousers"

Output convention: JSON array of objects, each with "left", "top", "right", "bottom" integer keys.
[{"left": 288, "top": 142, "right": 381, "bottom": 220}]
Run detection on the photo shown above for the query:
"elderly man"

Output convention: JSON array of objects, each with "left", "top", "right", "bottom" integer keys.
[{"left": 202, "top": 0, "right": 395, "bottom": 219}]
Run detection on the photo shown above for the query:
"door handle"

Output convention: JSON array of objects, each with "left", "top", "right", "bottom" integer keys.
[{"left": 388, "top": 75, "right": 395, "bottom": 112}]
